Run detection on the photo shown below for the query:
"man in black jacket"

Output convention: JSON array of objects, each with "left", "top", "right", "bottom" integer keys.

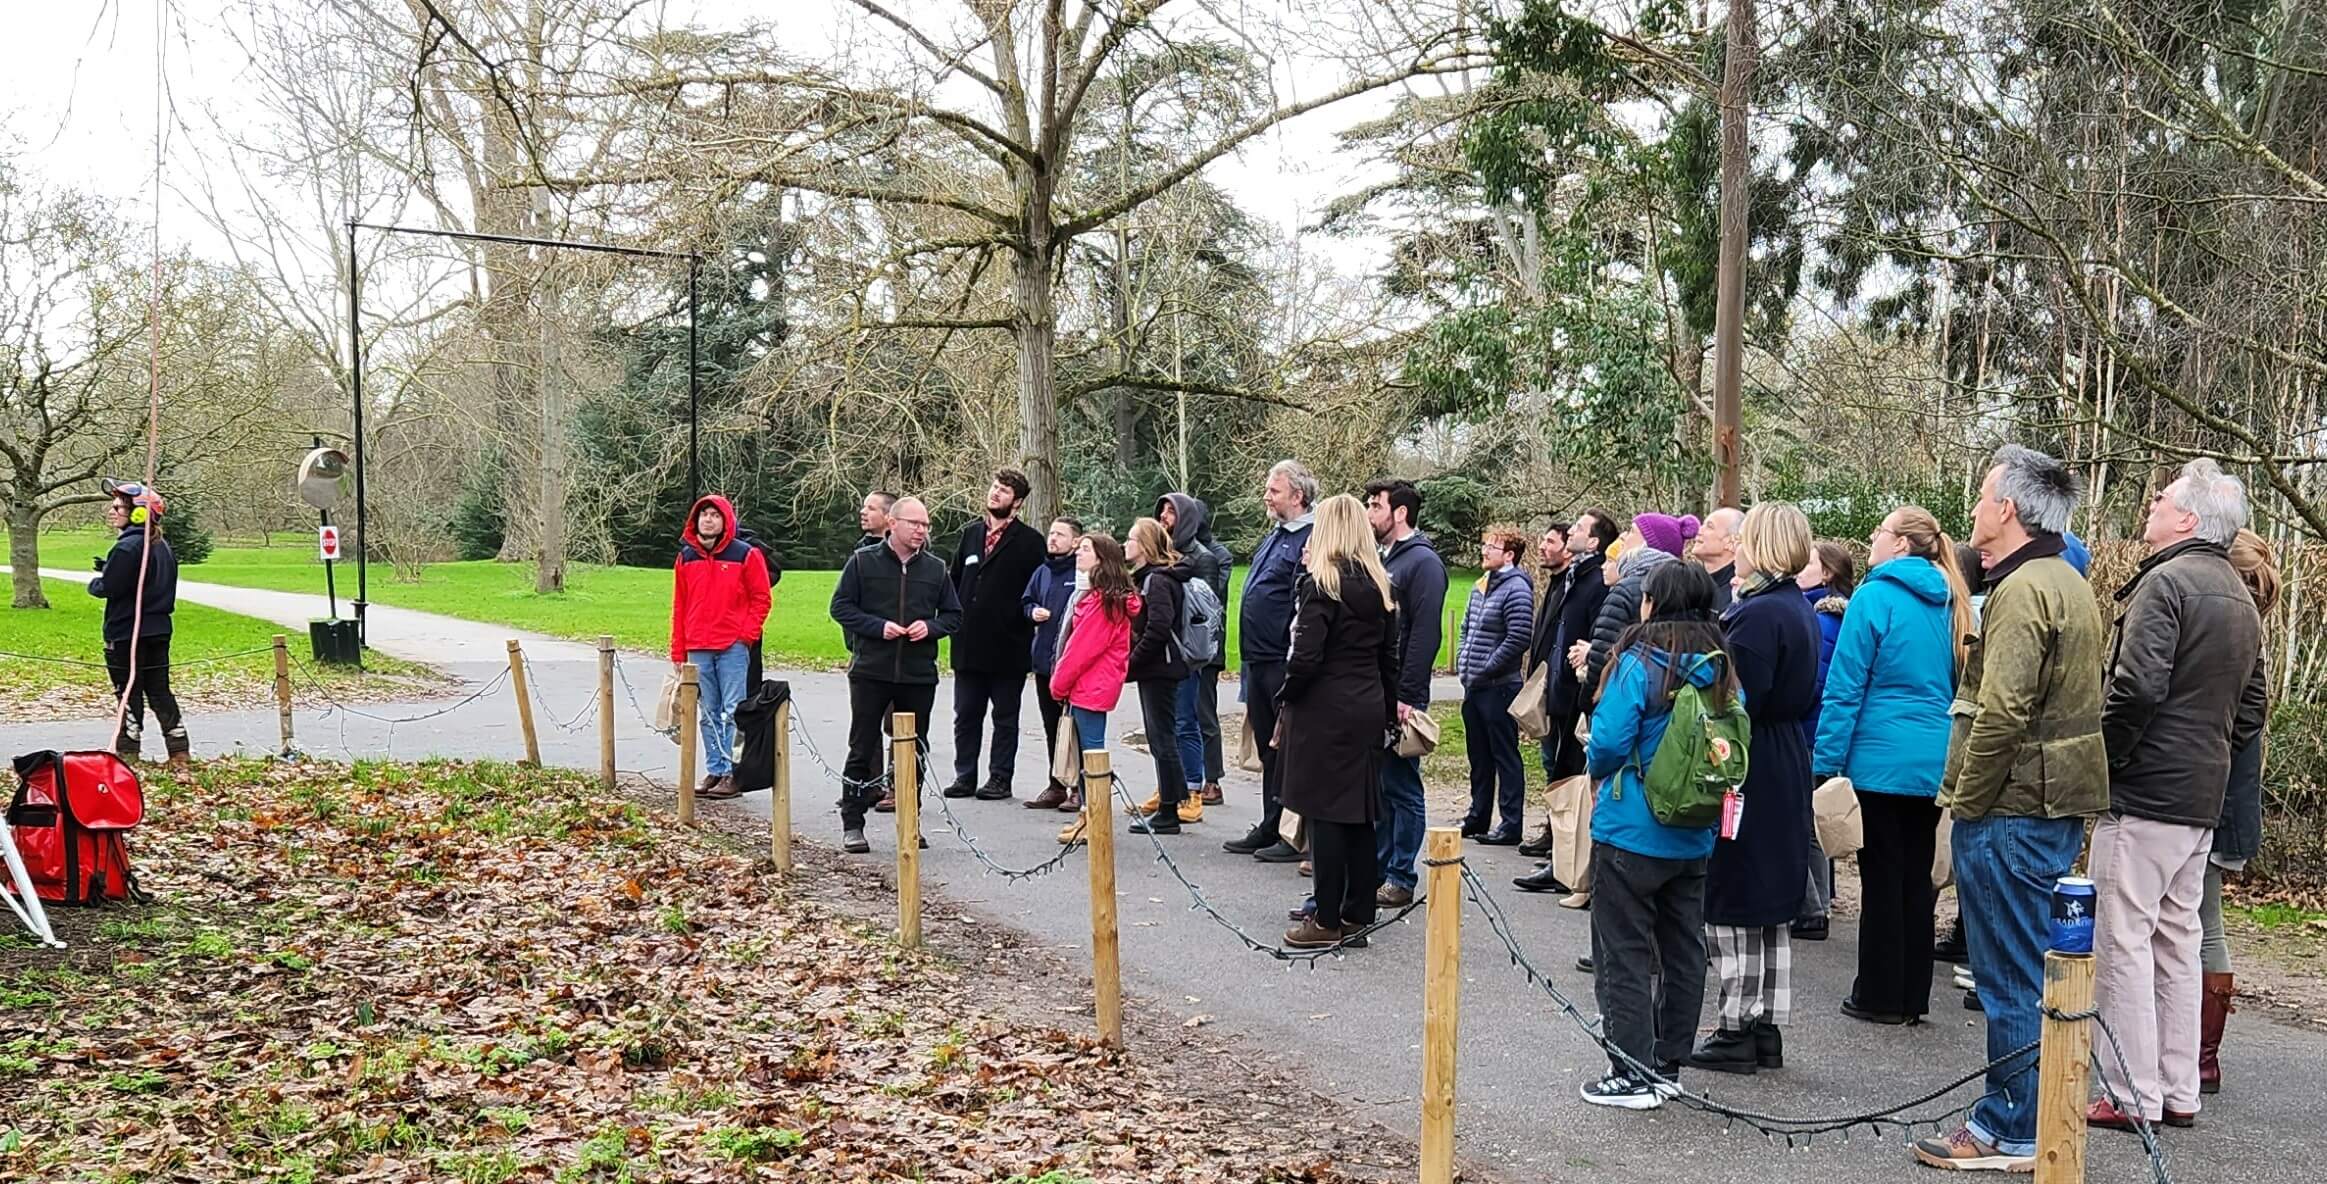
[
  {"left": 829, "top": 497, "right": 963, "bottom": 853},
  {"left": 88, "top": 483, "right": 189, "bottom": 769},
  {"left": 1367, "top": 478, "right": 1447, "bottom": 906},
  {"left": 1517, "top": 510, "right": 1615, "bottom": 870},
  {"left": 1223, "top": 460, "right": 1317, "bottom": 862},
  {"left": 944, "top": 468, "right": 1046, "bottom": 801}
]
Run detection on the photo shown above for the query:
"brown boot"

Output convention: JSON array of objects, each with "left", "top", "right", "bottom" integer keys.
[
  {"left": 1026, "top": 781, "right": 1070, "bottom": 810},
  {"left": 1200, "top": 782, "right": 1223, "bottom": 805},
  {"left": 1283, "top": 918, "right": 1343, "bottom": 949},
  {"left": 2200, "top": 972, "right": 2234, "bottom": 1095},
  {"left": 700, "top": 776, "right": 742, "bottom": 800}
]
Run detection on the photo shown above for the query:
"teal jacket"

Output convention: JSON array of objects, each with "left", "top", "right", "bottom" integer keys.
[
  {"left": 1812, "top": 555, "right": 1958, "bottom": 797},
  {"left": 1586, "top": 646, "right": 1728, "bottom": 861}
]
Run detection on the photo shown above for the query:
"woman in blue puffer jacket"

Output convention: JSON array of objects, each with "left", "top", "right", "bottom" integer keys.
[{"left": 1813, "top": 506, "right": 1974, "bottom": 1024}]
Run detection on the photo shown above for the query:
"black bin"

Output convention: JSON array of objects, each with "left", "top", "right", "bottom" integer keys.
[{"left": 310, "top": 618, "right": 362, "bottom": 666}]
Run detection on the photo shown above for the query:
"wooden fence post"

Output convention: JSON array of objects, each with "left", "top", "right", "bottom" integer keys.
[
  {"left": 1421, "top": 826, "right": 1463, "bottom": 1184},
  {"left": 892, "top": 711, "right": 920, "bottom": 949},
  {"left": 2035, "top": 950, "right": 2097, "bottom": 1184},
  {"left": 505, "top": 639, "right": 541, "bottom": 766},
  {"left": 771, "top": 698, "right": 794, "bottom": 875},
  {"left": 596, "top": 636, "right": 616, "bottom": 790},
  {"left": 1083, "top": 748, "right": 1121, "bottom": 1048},
  {"left": 675, "top": 663, "right": 700, "bottom": 827},
  {"left": 271, "top": 634, "right": 293, "bottom": 755}
]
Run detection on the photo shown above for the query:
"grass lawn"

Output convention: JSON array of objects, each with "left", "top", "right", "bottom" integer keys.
[
  {"left": 32, "top": 527, "right": 1479, "bottom": 672},
  {"left": 0, "top": 576, "right": 441, "bottom": 717}
]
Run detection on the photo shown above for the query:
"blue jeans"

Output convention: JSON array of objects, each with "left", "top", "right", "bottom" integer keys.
[
  {"left": 1377, "top": 750, "right": 1428, "bottom": 891},
  {"left": 1460, "top": 681, "right": 1525, "bottom": 833},
  {"left": 686, "top": 642, "right": 752, "bottom": 776},
  {"left": 1070, "top": 706, "right": 1109, "bottom": 754},
  {"left": 1954, "top": 813, "right": 2086, "bottom": 1155},
  {"left": 1173, "top": 674, "right": 1206, "bottom": 790}
]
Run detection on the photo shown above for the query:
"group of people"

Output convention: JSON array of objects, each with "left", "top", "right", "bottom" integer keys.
[{"left": 670, "top": 444, "right": 2279, "bottom": 1172}]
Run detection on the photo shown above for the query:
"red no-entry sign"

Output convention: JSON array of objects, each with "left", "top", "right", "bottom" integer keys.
[{"left": 319, "top": 525, "right": 341, "bottom": 561}]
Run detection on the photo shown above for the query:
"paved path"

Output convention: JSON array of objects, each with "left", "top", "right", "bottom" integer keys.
[{"left": 3, "top": 583, "right": 2316, "bottom": 1183}]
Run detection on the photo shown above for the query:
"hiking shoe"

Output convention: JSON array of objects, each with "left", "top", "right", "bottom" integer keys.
[
  {"left": 1253, "top": 841, "right": 1302, "bottom": 864},
  {"left": 1027, "top": 782, "right": 1070, "bottom": 810},
  {"left": 1200, "top": 782, "right": 1223, "bottom": 805},
  {"left": 873, "top": 792, "right": 897, "bottom": 814},
  {"left": 973, "top": 776, "right": 1013, "bottom": 802},
  {"left": 1129, "top": 812, "right": 1181, "bottom": 836},
  {"left": 1282, "top": 919, "right": 1343, "bottom": 950},
  {"left": 1377, "top": 884, "right": 1415, "bottom": 908},
  {"left": 842, "top": 827, "right": 871, "bottom": 855},
  {"left": 700, "top": 776, "right": 742, "bottom": 800},
  {"left": 698, "top": 773, "right": 722, "bottom": 792},
  {"left": 1910, "top": 1126, "right": 2031, "bottom": 1172},
  {"left": 1134, "top": 790, "right": 1163, "bottom": 815},
  {"left": 1058, "top": 817, "right": 1087, "bottom": 846},
  {"left": 1224, "top": 824, "right": 1275, "bottom": 854},
  {"left": 1580, "top": 1071, "right": 1663, "bottom": 1111},
  {"left": 1176, "top": 797, "right": 1204, "bottom": 824}
]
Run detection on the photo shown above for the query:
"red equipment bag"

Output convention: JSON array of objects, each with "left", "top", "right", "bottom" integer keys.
[{"left": 8, "top": 751, "right": 145, "bottom": 904}]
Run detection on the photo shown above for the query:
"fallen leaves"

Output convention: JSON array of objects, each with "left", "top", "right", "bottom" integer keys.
[{"left": 0, "top": 757, "right": 1373, "bottom": 1183}]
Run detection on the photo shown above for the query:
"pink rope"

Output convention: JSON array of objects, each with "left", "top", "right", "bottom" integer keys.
[{"left": 111, "top": 0, "right": 168, "bottom": 744}]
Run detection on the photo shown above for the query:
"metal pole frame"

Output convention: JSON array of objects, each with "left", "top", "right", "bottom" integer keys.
[{"left": 341, "top": 220, "right": 704, "bottom": 639}]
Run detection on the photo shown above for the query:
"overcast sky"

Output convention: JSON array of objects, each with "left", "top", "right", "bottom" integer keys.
[{"left": 6, "top": 1, "right": 1400, "bottom": 278}]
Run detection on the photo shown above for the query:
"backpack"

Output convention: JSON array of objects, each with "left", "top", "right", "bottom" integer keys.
[
  {"left": 1174, "top": 576, "right": 1224, "bottom": 665},
  {"left": 7, "top": 751, "right": 145, "bottom": 904},
  {"left": 1623, "top": 654, "right": 1750, "bottom": 829},
  {"left": 731, "top": 525, "right": 784, "bottom": 586}
]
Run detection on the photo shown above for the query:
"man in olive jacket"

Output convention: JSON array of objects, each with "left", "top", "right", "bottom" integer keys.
[
  {"left": 2090, "top": 459, "right": 2267, "bottom": 1130},
  {"left": 1915, "top": 445, "right": 2108, "bottom": 1173},
  {"left": 830, "top": 497, "right": 963, "bottom": 854}
]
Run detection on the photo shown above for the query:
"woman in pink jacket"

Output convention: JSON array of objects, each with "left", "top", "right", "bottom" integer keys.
[{"left": 1048, "top": 533, "right": 1139, "bottom": 839}]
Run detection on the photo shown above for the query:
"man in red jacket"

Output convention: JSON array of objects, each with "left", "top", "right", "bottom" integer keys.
[{"left": 670, "top": 495, "right": 773, "bottom": 799}]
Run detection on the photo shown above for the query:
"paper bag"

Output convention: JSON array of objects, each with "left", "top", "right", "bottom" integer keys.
[
  {"left": 1547, "top": 774, "right": 1595, "bottom": 890},
  {"left": 1396, "top": 710, "right": 1440, "bottom": 758},
  {"left": 1932, "top": 813, "right": 1956, "bottom": 892},
  {"left": 1509, "top": 663, "right": 1552, "bottom": 740},
  {"left": 1812, "top": 775, "right": 1864, "bottom": 860},
  {"left": 653, "top": 665, "right": 685, "bottom": 741},
  {"left": 1236, "top": 715, "right": 1266, "bottom": 773},
  {"left": 1278, "top": 805, "right": 1307, "bottom": 854},
  {"left": 1052, "top": 723, "right": 1083, "bottom": 788}
]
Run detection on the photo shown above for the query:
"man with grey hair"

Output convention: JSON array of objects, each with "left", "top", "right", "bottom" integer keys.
[
  {"left": 1695, "top": 506, "right": 1744, "bottom": 613},
  {"left": 1914, "top": 445, "right": 2108, "bottom": 1172},
  {"left": 2085, "top": 458, "right": 2268, "bottom": 1133},
  {"left": 1223, "top": 459, "right": 1317, "bottom": 863}
]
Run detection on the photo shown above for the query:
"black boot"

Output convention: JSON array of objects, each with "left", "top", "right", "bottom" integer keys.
[
  {"left": 1755, "top": 1020, "right": 1784, "bottom": 1070},
  {"left": 1517, "top": 821, "right": 1557, "bottom": 859},
  {"left": 1224, "top": 823, "right": 1275, "bottom": 854},
  {"left": 1686, "top": 1029, "right": 1760, "bottom": 1076},
  {"left": 1513, "top": 864, "right": 1571, "bottom": 894}
]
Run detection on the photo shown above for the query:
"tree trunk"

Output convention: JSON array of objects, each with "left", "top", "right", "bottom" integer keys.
[
  {"left": 1109, "top": 228, "right": 1139, "bottom": 469},
  {"left": 534, "top": 193, "right": 567, "bottom": 594},
  {"left": 1014, "top": 240, "right": 1062, "bottom": 529},
  {"left": 1709, "top": 0, "right": 1757, "bottom": 510},
  {"left": 7, "top": 497, "right": 50, "bottom": 609}
]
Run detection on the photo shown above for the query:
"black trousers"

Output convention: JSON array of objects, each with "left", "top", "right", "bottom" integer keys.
[
  {"left": 1194, "top": 664, "right": 1225, "bottom": 782},
  {"left": 104, "top": 634, "right": 185, "bottom": 751},
  {"left": 1590, "top": 841, "right": 1709, "bottom": 1074},
  {"left": 1033, "top": 668, "right": 1066, "bottom": 788},
  {"left": 1311, "top": 817, "right": 1381, "bottom": 931},
  {"left": 745, "top": 638, "right": 764, "bottom": 694},
  {"left": 1244, "top": 660, "right": 1289, "bottom": 831},
  {"left": 951, "top": 668, "right": 1027, "bottom": 786},
  {"left": 1853, "top": 790, "right": 1943, "bottom": 1016},
  {"left": 844, "top": 678, "right": 935, "bottom": 826},
  {"left": 1135, "top": 679, "right": 1186, "bottom": 808}
]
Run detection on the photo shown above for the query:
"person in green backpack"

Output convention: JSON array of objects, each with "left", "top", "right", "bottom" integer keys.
[{"left": 1579, "top": 562, "right": 1744, "bottom": 1111}]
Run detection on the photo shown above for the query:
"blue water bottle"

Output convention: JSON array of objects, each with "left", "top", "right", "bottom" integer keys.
[{"left": 2050, "top": 876, "right": 2096, "bottom": 954}]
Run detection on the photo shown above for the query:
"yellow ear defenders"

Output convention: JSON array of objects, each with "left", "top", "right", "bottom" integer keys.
[{"left": 111, "top": 481, "right": 164, "bottom": 525}]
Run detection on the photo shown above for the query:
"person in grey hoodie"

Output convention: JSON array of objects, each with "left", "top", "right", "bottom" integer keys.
[{"left": 1158, "top": 492, "right": 1233, "bottom": 806}]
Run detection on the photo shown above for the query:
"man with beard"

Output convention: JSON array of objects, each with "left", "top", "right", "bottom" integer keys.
[
  {"left": 943, "top": 468, "right": 1047, "bottom": 801},
  {"left": 1365, "top": 478, "right": 1447, "bottom": 906}
]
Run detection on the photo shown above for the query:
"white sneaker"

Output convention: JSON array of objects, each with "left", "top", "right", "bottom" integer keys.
[
  {"left": 1580, "top": 1071, "right": 1663, "bottom": 1110},
  {"left": 1954, "top": 965, "right": 1977, "bottom": 991}
]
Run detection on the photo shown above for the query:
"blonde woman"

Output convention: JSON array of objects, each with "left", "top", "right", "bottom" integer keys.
[
  {"left": 1690, "top": 502, "right": 1820, "bottom": 1075},
  {"left": 1278, "top": 494, "right": 1403, "bottom": 949}
]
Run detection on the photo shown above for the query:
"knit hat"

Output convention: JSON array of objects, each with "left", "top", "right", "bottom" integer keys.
[{"left": 1632, "top": 512, "right": 1698, "bottom": 558}]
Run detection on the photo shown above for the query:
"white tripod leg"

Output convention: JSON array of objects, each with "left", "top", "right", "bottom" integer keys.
[{"left": 0, "top": 820, "right": 62, "bottom": 948}]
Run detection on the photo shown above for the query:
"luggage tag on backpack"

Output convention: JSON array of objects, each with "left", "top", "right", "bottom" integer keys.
[{"left": 1719, "top": 788, "right": 1745, "bottom": 840}]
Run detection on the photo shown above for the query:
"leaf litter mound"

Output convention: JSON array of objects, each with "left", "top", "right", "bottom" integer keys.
[{"left": 0, "top": 758, "right": 1376, "bottom": 1182}]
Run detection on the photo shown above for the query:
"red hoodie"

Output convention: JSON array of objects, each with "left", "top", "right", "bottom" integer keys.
[
  {"left": 1048, "top": 591, "right": 1140, "bottom": 712},
  {"left": 669, "top": 494, "right": 772, "bottom": 662}
]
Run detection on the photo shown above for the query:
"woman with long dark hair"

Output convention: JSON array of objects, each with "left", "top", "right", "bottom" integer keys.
[
  {"left": 1048, "top": 533, "right": 1140, "bottom": 843},
  {"left": 1579, "top": 561, "right": 1738, "bottom": 1109}
]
